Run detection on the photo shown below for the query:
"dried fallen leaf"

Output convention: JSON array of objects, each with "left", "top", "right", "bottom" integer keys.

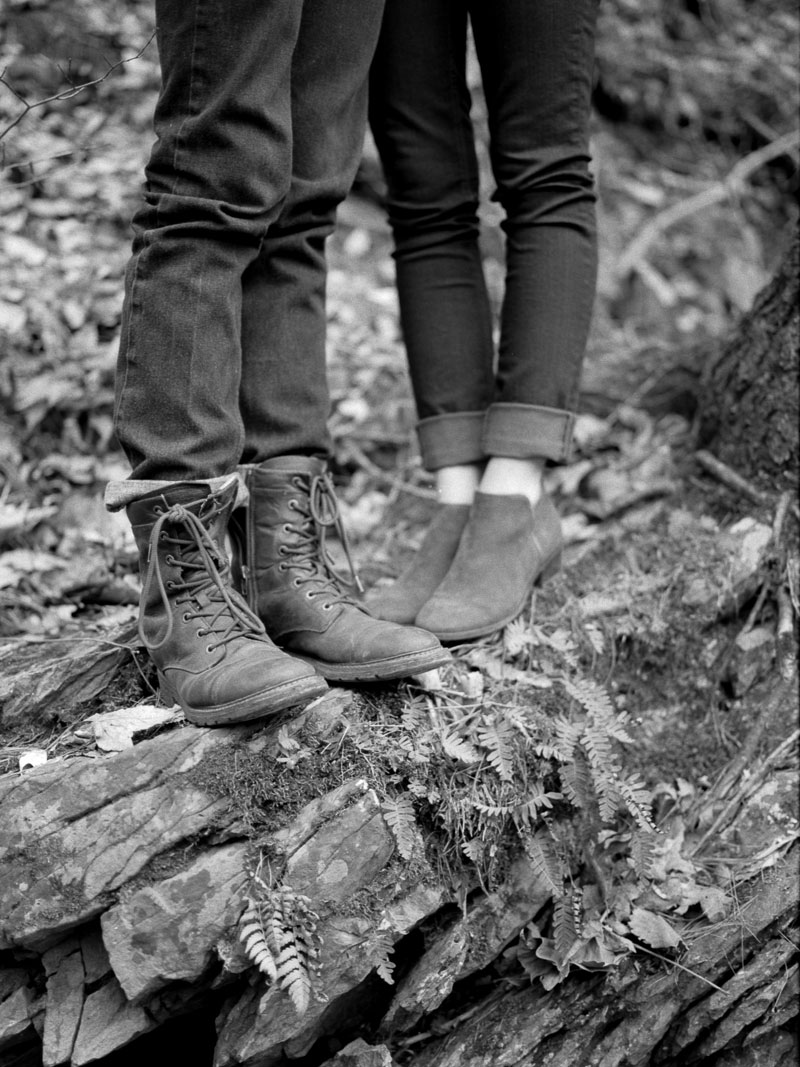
[
  {"left": 628, "top": 907, "right": 683, "bottom": 950},
  {"left": 19, "top": 749, "right": 48, "bottom": 772},
  {"left": 82, "top": 704, "right": 184, "bottom": 752}
]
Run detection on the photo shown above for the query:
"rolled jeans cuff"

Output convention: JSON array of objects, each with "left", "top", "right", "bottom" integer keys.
[
  {"left": 482, "top": 403, "right": 575, "bottom": 464},
  {"left": 417, "top": 412, "right": 487, "bottom": 471}
]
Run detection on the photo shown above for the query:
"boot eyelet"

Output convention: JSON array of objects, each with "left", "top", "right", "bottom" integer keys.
[
  {"left": 197, "top": 629, "right": 207, "bottom": 638},
  {"left": 322, "top": 603, "right": 332, "bottom": 611},
  {"left": 283, "top": 524, "right": 292, "bottom": 533},
  {"left": 182, "top": 612, "right": 193, "bottom": 622},
  {"left": 292, "top": 578, "right": 302, "bottom": 588},
  {"left": 278, "top": 563, "right": 287, "bottom": 572},
  {"left": 165, "top": 554, "right": 175, "bottom": 564},
  {"left": 206, "top": 645, "right": 216, "bottom": 654},
  {"left": 153, "top": 505, "right": 164, "bottom": 515},
  {"left": 166, "top": 580, "right": 175, "bottom": 589}
]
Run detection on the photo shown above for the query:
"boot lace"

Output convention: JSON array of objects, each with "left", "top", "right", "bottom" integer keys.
[
  {"left": 280, "top": 472, "right": 364, "bottom": 606},
  {"left": 141, "top": 502, "right": 267, "bottom": 653}
]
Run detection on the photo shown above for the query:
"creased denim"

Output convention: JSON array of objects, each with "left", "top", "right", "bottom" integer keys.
[
  {"left": 369, "top": 0, "right": 599, "bottom": 468},
  {"left": 114, "top": 0, "right": 384, "bottom": 482}
]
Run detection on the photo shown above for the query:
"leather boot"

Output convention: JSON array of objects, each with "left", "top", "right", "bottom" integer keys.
[
  {"left": 415, "top": 492, "right": 562, "bottom": 641},
  {"left": 364, "top": 504, "right": 470, "bottom": 625},
  {"left": 127, "top": 481, "right": 327, "bottom": 726},
  {"left": 232, "top": 457, "right": 451, "bottom": 681}
]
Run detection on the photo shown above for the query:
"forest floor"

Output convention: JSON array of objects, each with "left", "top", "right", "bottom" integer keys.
[{"left": 0, "top": 3, "right": 798, "bottom": 1059}]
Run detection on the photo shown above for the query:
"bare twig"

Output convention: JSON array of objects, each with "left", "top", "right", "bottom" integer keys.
[
  {"left": 617, "top": 129, "right": 800, "bottom": 278},
  {"left": 694, "top": 449, "right": 770, "bottom": 506},
  {"left": 339, "top": 439, "right": 437, "bottom": 500},
  {"left": 0, "top": 32, "right": 155, "bottom": 144}
]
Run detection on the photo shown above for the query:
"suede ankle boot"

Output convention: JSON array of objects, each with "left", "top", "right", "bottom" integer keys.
[
  {"left": 232, "top": 457, "right": 450, "bottom": 681},
  {"left": 364, "top": 503, "right": 470, "bottom": 625},
  {"left": 415, "top": 492, "right": 562, "bottom": 642},
  {"left": 127, "top": 482, "right": 327, "bottom": 726}
]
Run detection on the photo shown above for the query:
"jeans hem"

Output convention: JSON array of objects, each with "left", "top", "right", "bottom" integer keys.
[
  {"left": 482, "top": 403, "right": 575, "bottom": 463},
  {"left": 417, "top": 412, "right": 487, "bottom": 471}
]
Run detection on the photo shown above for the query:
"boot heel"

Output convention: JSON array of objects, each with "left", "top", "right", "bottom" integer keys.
[
  {"left": 157, "top": 670, "right": 177, "bottom": 707},
  {"left": 536, "top": 551, "right": 562, "bottom": 587}
]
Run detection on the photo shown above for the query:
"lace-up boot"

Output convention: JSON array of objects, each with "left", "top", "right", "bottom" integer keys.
[
  {"left": 127, "top": 481, "right": 327, "bottom": 726},
  {"left": 232, "top": 457, "right": 450, "bottom": 681}
]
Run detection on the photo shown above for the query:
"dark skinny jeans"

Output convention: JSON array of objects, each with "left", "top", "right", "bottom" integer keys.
[{"left": 369, "top": 0, "right": 599, "bottom": 469}]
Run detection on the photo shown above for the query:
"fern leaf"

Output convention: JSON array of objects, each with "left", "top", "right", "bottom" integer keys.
[
  {"left": 381, "top": 793, "right": 417, "bottom": 859},
  {"left": 365, "top": 930, "right": 396, "bottom": 985},
  {"left": 595, "top": 776, "right": 619, "bottom": 824},
  {"left": 553, "top": 716, "right": 581, "bottom": 761},
  {"left": 553, "top": 891, "right": 580, "bottom": 959},
  {"left": 584, "top": 623, "right": 606, "bottom": 656},
  {"left": 580, "top": 724, "right": 614, "bottom": 775},
  {"left": 562, "top": 676, "right": 614, "bottom": 719},
  {"left": 504, "top": 617, "right": 531, "bottom": 656},
  {"left": 522, "top": 829, "right": 563, "bottom": 895},
  {"left": 239, "top": 902, "right": 278, "bottom": 981},
  {"left": 630, "top": 829, "right": 658, "bottom": 878},
  {"left": 240, "top": 872, "right": 323, "bottom": 1015},
  {"left": 440, "top": 732, "right": 481, "bottom": 765},
  {"left": 616, "top": 774, "right": 658, "bottom": 832},
  {"left": 544, "top": 628, "right": 579, "bottom": 666},
  {"left": 280, "top": 953, "right": 313, "bottom": 1015},
  {"left": 461, "top": 837, "right": 485, "bottom": 864},
  {"left": 477, "top": 715, "right": 516, "bottom": 782},
  {"left": 559, "top": 747, "right": 595, "bottom": 811},
  {"left": 512, "top": 783, "right": 562, "bottom": 829}
]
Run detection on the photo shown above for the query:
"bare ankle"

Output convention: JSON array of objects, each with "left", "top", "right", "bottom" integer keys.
[
  {"left": 479, "top": 457, "right": 545, "bottom": 507},
  {"left": 435, "top": 463, "right": 484, "bottom": 505}
]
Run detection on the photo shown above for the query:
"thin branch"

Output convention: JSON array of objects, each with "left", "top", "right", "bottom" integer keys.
[
  {"left": 617, "top": 129, "right": 800, "bottom": 278},
  {"left": 694, "top": 449, "right": 771, "bottom": 506},
  {"left": 0, "top": 32, "right": 155, "bottom": 144}
]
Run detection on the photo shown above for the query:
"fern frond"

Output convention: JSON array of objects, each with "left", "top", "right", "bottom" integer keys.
[
  {"left": 580, "top": 725, "right": 614, "bottom": 775},
  {"left": 553, "top": 716, "right": 581, "bottom": 762},
  {"left": 275, "top": 947, "right": 313, "bottom": 1015},
  {"left": 477, "top": 714, "right": 516, "bottom": 782},
  {"left": 240, "top": 900, "right": 278, "bottom": 981},
  {"left": 365, "top": 930, "right": 396, "bottom": 985},
  {"left": 562, "top": 676, "right": 614, "bottom": 720},
  {"left": 471, "top": 798, "right": 516, "bottom": 817},
  {"left": 544, "top": 628, "right": 579, "bottom": 667},
  {"left": 239, "top": 868, "right": 323, "bottom": 1015},
  {"left": 595, "top": 776, "right": 619, "bottom": 825},
  {"left": 401, "top": 696, "right": 430, "bottom": 733},
  {"left": 629, "top": 829, "right": 658, "bottom": 878},
  {"left": 381, "top": 793, "right": 417, "bottom": 859},
  {"left": 553, "top": 891, "right": 580, "bottom": 959},
  {"left": 616, "top": 774, "right": 658, "bottom": 832},
  {"left": 440, "top": 731, "right": 481, "bottom": 765},
  {"left": 504, "top": 617, "right": 531, "bottom": 656},
  {"left": 512, "top": 783, "right": 562, "bottom": 829},
  {"left": 521, "top": 829, "right": 563, "bottom": 895},
  {"left": 559, "top": 748, "right": 595, "bottom": 811}
]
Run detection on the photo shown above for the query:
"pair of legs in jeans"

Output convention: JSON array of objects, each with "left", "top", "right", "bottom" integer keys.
[
  {"left": 108, "top": 0, "right": 448, "bottom": 727},
  {"left": 366, "top": 0, "right": 599, "bottom": 640}
]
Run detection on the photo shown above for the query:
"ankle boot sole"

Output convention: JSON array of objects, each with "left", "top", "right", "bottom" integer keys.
[
  {"left": 290, "top": 646, "right": 451, "bottom": 683},
  {"left": 421, "top": 551, "right": 562, "bottom": 643},
  {"left": 158, "top": 672, "right": 328, "bottom": 727}
]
